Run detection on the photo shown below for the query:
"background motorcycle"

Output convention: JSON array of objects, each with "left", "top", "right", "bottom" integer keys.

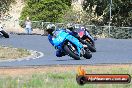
[
  {"left": 0, "top": 24, "right": 9, "bottom": 38},
  {"left": 75, "top": 26, "right": 96, "bottom": 52},
  {"left": 52, "top": 29, "right": 92, "bottom": 60}
]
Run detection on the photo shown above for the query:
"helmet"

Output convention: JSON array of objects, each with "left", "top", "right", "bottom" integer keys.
[
  {"left": 74, "top": 24, "right": 80, "bottom": 29},
  {"left": 66, "top": 23, "right": 74, "bottom": 31},
  {"left": 46, "top": 24, "right": 56, "bottom": 34}
]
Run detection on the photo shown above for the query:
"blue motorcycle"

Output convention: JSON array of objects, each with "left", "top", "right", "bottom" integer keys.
[
  {"left": 52, "top": 29, "right": 92, "bottom": 60},
  {"left": 74, "top": 24, "right": 96, "bottom": 52}
]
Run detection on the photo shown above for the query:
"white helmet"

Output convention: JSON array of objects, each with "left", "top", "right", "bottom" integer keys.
[
  {"left": 46, "top": 24, "right": 56, "bottom": 34},
  {"left": 66, "top": 23, "right": 73, "bottom": 28},
  {"left": 66, "top": 23, "right": 75, "bottom": 31},
  {"left": 46, "top": 24, "right": 56, "bottom": 30}
]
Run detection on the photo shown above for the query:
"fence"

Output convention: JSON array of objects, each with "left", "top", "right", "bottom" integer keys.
[
  {"left": 2, "top": 19, "right": 132, "bottom": 39},
  {"left": 85, "top": 25, "right": 132, "bottom": 39}
]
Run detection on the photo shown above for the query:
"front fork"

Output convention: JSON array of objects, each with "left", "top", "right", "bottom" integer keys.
[{"left": 66, "top": 35, "right": 83, "bottom": 56}]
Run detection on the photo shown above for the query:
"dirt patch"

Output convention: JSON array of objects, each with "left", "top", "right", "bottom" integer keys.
[
  {"left": 0, "top": 64, "right": 131, "bottom": 77},
  {"left": 0, "top": 46, "right": 30, "bottom": 60}
]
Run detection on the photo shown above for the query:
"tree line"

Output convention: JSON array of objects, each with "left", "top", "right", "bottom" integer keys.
[
  {"left": 83, "top": 0, "right": 132, "bottom": 27},
  {"left": 0, "top": 0, "right": 131, "bottom": 27}
]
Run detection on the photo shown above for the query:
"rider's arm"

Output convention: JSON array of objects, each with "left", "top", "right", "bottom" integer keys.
[
  {"left": 65, "top": 29, "right": 71, "bottom": 33},
  {"left": 48, "top": 34, "right": 54, "bottom": 46}
]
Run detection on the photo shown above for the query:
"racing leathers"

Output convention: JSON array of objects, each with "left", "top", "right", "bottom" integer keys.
[{"left": 48, "top": 29, "right": 65, "bottom": 57}]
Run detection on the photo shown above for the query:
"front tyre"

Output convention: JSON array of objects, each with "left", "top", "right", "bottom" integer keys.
[
  {"left": 63, "top": 44, "right": 80, "bottom": 60},
  {"left": 85, "top": 40, "right": 96, "bottom": 52},
  {"left": 0, "top": 30, "right": 9, "bottom": 38},
  {"left": 88, "top": 44, "right": 96, "bottom": 52}
]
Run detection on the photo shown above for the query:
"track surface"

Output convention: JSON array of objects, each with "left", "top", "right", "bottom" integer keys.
[{"left": 0, "top": 35, "right": 132, "bottom": 67}]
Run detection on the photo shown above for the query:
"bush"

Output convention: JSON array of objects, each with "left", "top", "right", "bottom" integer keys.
[{"left": 20, "top": 0, "right": 70, "bottom": 23}]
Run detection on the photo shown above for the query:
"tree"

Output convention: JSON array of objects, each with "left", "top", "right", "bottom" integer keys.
[
  {"left": 20, "top": 0, "right": 70, "bottom": 22},
  {"left": 0, "top": 0, "right": 15, "bottom": 18},
  {"left": 83, "top": 0, "right": 132, "bottom": 27},
  {"left": 61, "top": 0, "right": 72, "bottom": 6}
]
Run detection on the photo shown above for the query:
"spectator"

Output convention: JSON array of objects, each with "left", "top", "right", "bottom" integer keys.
[{"left": 25, "top": 17, "right": 32, "bottom": 34}]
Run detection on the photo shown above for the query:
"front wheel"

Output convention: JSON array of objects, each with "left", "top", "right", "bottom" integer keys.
[
  {"left": 63, "top": 44, "right": 80, "bottom": 60},
  {"left": 87, "top": 44, "right": 96, "bottom": 52},
  {"left": 85, "top": 39, "right": 96, "bottom": 52},
  {"left": 0, "top": 30, "right": 9, "bottom": 38}
]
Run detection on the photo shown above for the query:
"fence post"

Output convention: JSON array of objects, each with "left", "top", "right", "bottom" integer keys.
[
  {"left": 42, "top": 22, "right": 44, "bottom": 35},
  {"left": 108, "top": 22, "right": 111, "bottom": 37}
]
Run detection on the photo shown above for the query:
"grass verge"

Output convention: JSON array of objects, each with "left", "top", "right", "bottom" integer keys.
[
  {"left": 0, "top": 46, "right": 31, "bottom": 60},
  {"left": 0, "top": 65, "right": 131, "bottom": 88}
]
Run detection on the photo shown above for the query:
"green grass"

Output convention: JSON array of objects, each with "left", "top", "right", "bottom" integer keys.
[{"left": 0, "top": 67, "right": 132, "bottom": 88}]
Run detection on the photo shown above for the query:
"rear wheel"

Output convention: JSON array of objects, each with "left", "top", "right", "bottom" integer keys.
[
  {"left": 0, "top": 30, "right": 9, "bottom": 38},
  {"left": 83, "top": 49, "right": 92, "bottom": 59},
  {"left": 63, "top": 43, "right": 80, "bottom": 60}
]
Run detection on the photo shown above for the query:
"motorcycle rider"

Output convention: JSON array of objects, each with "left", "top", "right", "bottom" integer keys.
[
  {"left": 46, "top": 24, "right": 65, "bottom": 57},
  {"left": 66, "top": 23, "right": 78, "bottom": 35}
]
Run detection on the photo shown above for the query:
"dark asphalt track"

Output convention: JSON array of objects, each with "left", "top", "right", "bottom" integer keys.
[{"left": 0, "top": 34, "right": 132, "bottom": 67}]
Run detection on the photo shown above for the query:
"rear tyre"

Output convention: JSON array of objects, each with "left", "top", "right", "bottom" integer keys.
[
  {"left": 63, "top": 44, "right": 80, "bottom": 60},
  {"left": 83, "top": 49, "right": 92, "bottom": 59},
  {"left": 0, "top": 30, "right": 9, "bottom": 38}
]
